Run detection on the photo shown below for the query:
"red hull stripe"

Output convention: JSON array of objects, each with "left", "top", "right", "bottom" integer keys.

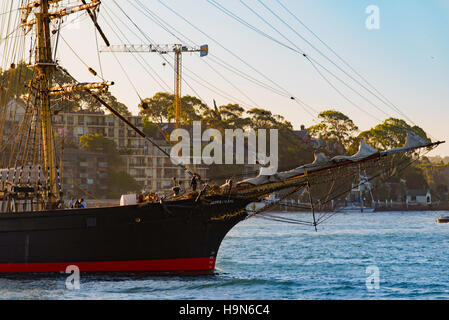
[{"left": 0, "top": 257, "right": 216, "bottom": 273}]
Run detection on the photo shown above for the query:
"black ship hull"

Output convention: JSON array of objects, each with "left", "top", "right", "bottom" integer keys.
[{"left": 0, "top": 196, "right": 252, "bottom": 274}]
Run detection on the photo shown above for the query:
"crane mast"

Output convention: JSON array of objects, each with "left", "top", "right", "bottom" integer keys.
[
  {"left": 101, "top": 44, "right": 209, "bottom": 127},
  {"left": 174, "top": 45, "right": 182, "bottom": 128}
]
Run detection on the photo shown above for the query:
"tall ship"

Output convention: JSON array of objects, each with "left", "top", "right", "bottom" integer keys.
[{"left": 0, "top": 1, "right": 444, "bottom": 274}]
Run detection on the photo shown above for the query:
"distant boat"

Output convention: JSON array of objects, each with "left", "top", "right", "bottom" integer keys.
[
  {"left": 436, "top": 216, "right": 449, "bottom": 224},
  {"left": 335, "top": 170, "right": 376, "bottom": 213}
]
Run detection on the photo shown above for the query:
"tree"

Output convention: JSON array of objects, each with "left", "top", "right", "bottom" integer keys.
[
  {"left": 142, "top": 119, "right": 160, "bottom": 139},
  {"left": 0, "top": 62, "right": 35, "bottom": 99},
  {"left": 170, "top": 95, "right": 207, "bottom": 124},
  {"left": 79, "top": 133, "right": 121, "bottom": 166},
  {"left": 247, "top": 108, "right": 291, "bottom": 129},
  {"left": 202, "top": 101, "right": 250, "bottom": 131},
  {"left": 79, "top": 134, "right": 141, "bottom": 198},
  {"left": 139, "top": 92, "right": 173, "bottom": 123},
  {"left": 245, "top": 107, "right": 314, "bottom": 170},
  {"left": 218, "top": 103, "right": 250, "bottom": 128},
  {"left": 353, "top": 118, "right": 432, "bottom": 194},
  {"left": 403, "top": 166, "right": 428, "bottom": 190},
  {"left": 357, "top": 118, "right": 430, "bottom": 151},
  {"left": 419, "top": 157, "right": 449, "bottom": 200},
  {"left": 102, "top": 94, "right": 131, "bottom": 116},
  {"left": 106, "top": 171, "right": 142, "bottom": 199},
  {"left": 308, "top": 110, "right": 358, "bottom": 154},
  {"left": 0, "top": 63, "right": 130, "bottom": 114},
  {"left": 139, "top": 92, "right": 207, "bottom": 125}
]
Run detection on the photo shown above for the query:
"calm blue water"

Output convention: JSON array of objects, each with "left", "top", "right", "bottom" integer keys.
[{"left": 1, "top": 211, "right": 449, "bottom": 300}]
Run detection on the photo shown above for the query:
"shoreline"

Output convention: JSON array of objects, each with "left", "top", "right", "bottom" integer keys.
[{"left": 275, "top": 203, "right": 449, "bottom": 213}]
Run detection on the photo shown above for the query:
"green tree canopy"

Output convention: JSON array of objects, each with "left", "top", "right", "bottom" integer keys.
[
  {"left": 139, "top": 92, "right": 173, "bottom": 123},
  {"left": 106, "top": 171, "right": 142, "bottom": 199},
  {"left": 139, "top": 92, "right": 207, "bottom": 124},
  {"left": 79, "top": 133, "right": 118, "bottom": 153},
  {"left": 308, "top": 110, "right": 358, "bottom": 154},
  {"left": 0, "top": 62, "right": 130, "bottom": 115},
  {"left": 202, "top": 101, "right": 250, "bottom": 130},
  {"left": 79, "top": 134, "right": 122, "bottom": 167},
  {"left": 175, "top": 95, "right": 208, "bottom": 124},
  {"left": 357, "top": 118, "right": 430, "bottom": 151},
  {"left": 79, "top": 134, "right": 141, "bottom": 198},
  {"left": 247, "top": 108, "right": 292, "bottom": 129}
]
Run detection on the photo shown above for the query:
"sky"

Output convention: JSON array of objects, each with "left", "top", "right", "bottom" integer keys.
[{"left": 3, "top": 0, "right": 449, "bottom": 156}]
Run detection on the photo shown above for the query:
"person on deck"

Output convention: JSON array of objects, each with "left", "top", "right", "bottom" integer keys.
[
  {"left": 190, "top": 174, "right": 198, "bottom": 191},
  {"left": 79, "top": 198, "right": 87, "bottom": 208},
  {"left": 172, "top": 177, "right": 181, "bottom": 196},
  {"left": 69, "top": 198, "right": 76, "bottom": 208}
]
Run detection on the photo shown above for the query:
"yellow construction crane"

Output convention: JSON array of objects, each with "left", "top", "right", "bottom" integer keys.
[{"left": 102, "top": 44, "right": 209, "bottom": 127}]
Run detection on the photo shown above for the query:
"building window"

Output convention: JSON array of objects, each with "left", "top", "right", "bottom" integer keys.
[{"left": 107, "top": 116, "right": 115, "bottom": 126}]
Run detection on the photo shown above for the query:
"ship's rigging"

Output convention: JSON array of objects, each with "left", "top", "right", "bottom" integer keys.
[{"left": 0, "top": 1, "right": 445, "bottom": 230}]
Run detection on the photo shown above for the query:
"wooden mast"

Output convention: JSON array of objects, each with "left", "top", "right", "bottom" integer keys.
[
  {"left": 35, "top": 0, "right": 58, "bottom": 206},
  {"left": 21, "top": 1, "right": 106, "bottom": 208}
]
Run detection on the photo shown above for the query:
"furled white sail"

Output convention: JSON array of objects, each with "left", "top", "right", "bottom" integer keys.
[{"left": 237, "top": 135, "right": 431, "bottom": 187}]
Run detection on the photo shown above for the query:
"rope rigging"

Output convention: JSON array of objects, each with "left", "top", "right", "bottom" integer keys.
[
  {"left": 205, "top": 0, "right": 435, "bottom": 134},
  {"left": 0, "top": 1, "right": 443, "bottom": 229},
  {"left": 273, "top": 0, "right": 420, "bottom": 129},
  {"left": 157, "top": 0, "right": 319, "bottom": 118}
]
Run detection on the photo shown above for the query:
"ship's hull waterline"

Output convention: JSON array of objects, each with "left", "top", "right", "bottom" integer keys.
[{"left": 0, "top": 196, "right": 251, "bottom": 274}]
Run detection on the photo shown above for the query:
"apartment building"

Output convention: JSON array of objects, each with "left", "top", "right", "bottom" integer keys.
[
  {"left": 62, "top": 148, "right": 109, "bottom": 198},
  {"left": 53, "top": 110, "right": 208, "bottom": 192}
]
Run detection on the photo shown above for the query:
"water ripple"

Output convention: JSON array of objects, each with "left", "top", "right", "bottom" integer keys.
[{"left": 0, "top": 211, "right": 448, "bottom": 299}]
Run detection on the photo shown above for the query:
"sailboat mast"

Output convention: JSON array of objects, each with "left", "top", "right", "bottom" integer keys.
[
  {"left": 359, "top": 164, "right": 364, "bottom": 213},
  {"left": 35, "top": 0, "right": 58, "bottom": 205}
]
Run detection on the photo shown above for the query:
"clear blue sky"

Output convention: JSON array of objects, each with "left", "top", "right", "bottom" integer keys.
[{"left": 9, "top": 0, "right": 449, "bottom": 155}]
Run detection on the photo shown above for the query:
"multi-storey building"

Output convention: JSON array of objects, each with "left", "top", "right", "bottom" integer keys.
[
  {"left": 62, "top": 148, "right": 109, "bottom": 198},
  {"left": 53, "top": 110, "right": 208, "bottom": 193}
]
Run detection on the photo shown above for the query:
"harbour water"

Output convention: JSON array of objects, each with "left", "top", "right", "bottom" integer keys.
[{"left": 0, "top": 210, "right": 448, "bottom": 300}]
